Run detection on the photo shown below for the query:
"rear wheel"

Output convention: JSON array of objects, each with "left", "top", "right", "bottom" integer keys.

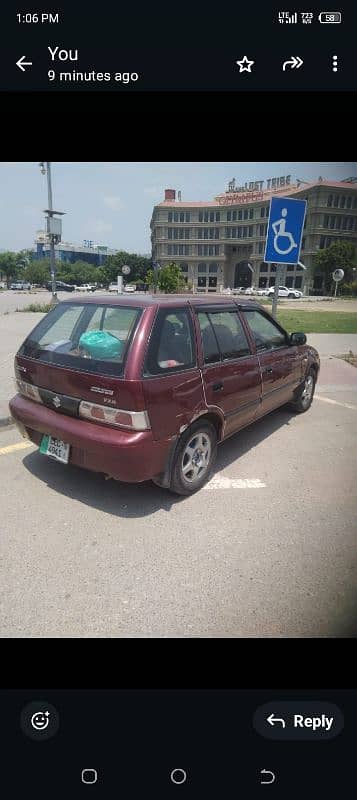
[
  {"left": 288, "top": 293, "right": 296, "bottom": 298},
  {"left": 290, "top": 368, "right": 316, "bottom": 413},
  {"left": 169, "top": 421, "right": 217, "bottom": 496}
]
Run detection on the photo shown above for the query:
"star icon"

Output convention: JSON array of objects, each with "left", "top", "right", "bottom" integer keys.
[{"left": 236, "top": 56, "right": 255, "bottom": 73}]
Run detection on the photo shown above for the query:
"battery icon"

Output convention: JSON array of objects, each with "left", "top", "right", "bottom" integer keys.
[{"left": 318, "top": 12, "right": 342, "bottom": 23}]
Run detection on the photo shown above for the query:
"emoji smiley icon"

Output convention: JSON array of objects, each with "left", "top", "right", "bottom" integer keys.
[{"left": 31, "top": 711, "right": 50, "bottom": 731}]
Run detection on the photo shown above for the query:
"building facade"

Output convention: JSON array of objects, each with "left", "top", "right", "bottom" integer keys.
[
  {"left": 33, "top": 231, "right": 119, "bottom": 266},
  {"left": 151, "top": 178, "right": 357, "bottom": 293}
]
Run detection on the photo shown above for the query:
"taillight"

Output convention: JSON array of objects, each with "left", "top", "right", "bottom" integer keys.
[
  {"left": 16, "top": 379, "right": 43, "bottom": 404},
  {"left": 78, "top": 401, "right": 150, "bottom": 431}
]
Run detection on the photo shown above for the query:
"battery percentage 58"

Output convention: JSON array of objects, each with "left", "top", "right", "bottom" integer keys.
[{"left": 318, "top": 12, "right": 342, "bottom": 23}]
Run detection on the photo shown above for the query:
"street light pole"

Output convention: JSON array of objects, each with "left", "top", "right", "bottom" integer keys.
[{"left": 39, "top": 161, "right": 63, "bottom": 304}]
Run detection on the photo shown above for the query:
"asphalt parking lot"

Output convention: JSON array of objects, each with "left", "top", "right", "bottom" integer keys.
[{"left": 1, "top": 351, "right": 356, "bottom": 637}]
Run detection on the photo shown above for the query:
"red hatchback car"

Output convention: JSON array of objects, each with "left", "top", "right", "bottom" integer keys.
[{"left": 9, "top": 295, "right": 319, "bottom": 495}]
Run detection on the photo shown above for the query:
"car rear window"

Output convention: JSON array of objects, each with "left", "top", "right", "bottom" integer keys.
[{"left": 18, "top": 302, "right": 142, "bottom": 376}]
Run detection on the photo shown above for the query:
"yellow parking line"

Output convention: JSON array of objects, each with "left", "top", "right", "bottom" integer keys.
[
  {"left": 0, "top": 441, "right": 35, "bottom": 456},
  {"left": 315, "top": 394, "right": 357, "bottom": 411}
]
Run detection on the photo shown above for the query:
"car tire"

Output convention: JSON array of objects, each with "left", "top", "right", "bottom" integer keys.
[
  {"left": 169, "top": 420, "right": 218, "bottom": 496},
  {"left": 288, "top": 293, "right": 296, "bottom": 298},
  {"left": 290, "top": 368, "right": 316, "bottom": 414}
]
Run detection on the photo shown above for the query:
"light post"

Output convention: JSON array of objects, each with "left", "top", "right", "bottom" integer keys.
[{"left": 38, "top": 162, "right": 65, "bottom": 303}]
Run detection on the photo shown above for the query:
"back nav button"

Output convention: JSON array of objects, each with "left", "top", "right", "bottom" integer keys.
[{"left": 253, "top": 702, "right": 344, "bottom": 740}]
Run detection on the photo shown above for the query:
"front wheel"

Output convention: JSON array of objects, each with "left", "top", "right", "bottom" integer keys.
[
  {"left": 290, "top": 369, "right": 316, "bottom": 413},
  {"left": 169, "top": 421, "right": 218, "bottom": 496}
]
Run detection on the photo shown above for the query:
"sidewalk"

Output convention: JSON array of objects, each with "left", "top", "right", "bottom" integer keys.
[{"left": 0, "top": 313, "right": 356, "bottom": 426}]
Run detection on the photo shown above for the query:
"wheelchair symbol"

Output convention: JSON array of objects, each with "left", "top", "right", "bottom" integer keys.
[{"left": 272, "top": 208, "right": 298, "bottom": 255}]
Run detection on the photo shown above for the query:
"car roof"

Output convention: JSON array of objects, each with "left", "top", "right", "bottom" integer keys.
[{"left": 61, "top": 294, "right": 262, "bottom": 310}]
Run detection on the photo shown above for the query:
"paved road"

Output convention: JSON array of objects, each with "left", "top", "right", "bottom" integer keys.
[{"left": 1, "top": 355, "right": 356, "bottom": 637}]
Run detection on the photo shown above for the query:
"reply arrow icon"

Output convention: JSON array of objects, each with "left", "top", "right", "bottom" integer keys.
[
  {"left": 282, "top": 56, "right": 304, "bottom": 71},
  {"left": 267, "top": 713, "right": 286, "bottom": 728},
  {"left": 16, "top": 56, "right": 33, "bottom": 72}
]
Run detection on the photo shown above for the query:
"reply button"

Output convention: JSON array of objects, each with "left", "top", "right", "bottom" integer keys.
[{"left": 253, "top": 702, "right": 344, "bottom": 740}]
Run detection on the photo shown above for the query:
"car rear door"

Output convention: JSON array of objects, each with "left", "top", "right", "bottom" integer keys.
[
  {"left": 194, "top": 305, "right": 261, "bottom": 438},
  {"left": 240, "top": 307, "right": 303, "bottom": 415}
]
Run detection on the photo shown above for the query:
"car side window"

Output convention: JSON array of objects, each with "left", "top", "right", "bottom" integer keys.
[
  {"left": 198, "top": 310, "right": 251, "bottom": 362},
  {"left": 243, "top": 310, "right": 288, "bottom": 351},
  {"left": 144, "top": 309, "right": 196, "bottom": 375}
]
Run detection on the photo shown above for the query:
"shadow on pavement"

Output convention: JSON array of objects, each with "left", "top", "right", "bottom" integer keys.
[{"left": 22, "top": 405, "right": 295, "bottom": 519}]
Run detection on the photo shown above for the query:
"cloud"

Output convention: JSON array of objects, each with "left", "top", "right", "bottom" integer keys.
[
  {"left": 91, "top": 219, "right": 113, "bottom": 234},
  {"left": 103, "top": 195, "right": 125, "bottom": 211}
]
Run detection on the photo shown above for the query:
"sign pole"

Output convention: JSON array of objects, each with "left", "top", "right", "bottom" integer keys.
[{"left": 271, "top": 264, "right": 283, "bottom": 319}]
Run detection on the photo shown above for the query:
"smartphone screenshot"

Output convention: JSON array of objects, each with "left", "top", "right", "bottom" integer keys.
[
  {"left": 1, "top": 5, "right": 356, "bottom": 93},
  {"left": 0, "top": 688, "right": 354, "bottom": 797}
]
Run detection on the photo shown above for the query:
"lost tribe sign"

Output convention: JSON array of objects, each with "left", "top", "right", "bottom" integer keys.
[{"left": 217, "top": 175, "right": 292, "bottom": 205}]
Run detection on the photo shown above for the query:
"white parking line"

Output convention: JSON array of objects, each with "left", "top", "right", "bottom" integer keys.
[
  {"left": 315, "top": 394, "right": 357, "bottom": 411},
  {"left": 204, "top": 477, "right": 266, "bottom": 490}
]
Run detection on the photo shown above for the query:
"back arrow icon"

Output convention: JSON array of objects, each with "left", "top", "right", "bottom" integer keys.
[
  {"left": 267, "top": 713, "right": 286, "bottom": 728},
  {"left": 16, "top": 56, "right": 33, "bottom": 72},
  {"left": 260, "top": 769, "right": 276, "bottom": 785},
  {"left": 282, "top": 56, "right": 303, "bottom": 71}
]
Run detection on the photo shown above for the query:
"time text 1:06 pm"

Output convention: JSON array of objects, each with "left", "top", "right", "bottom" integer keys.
[{"left": 17, "top": 12, "right": 60, "bottom": 24}]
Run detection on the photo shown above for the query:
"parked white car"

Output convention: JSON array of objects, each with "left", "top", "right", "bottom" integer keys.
[
  {"left": 267, "top": 285, "right": 303, "bottom": 299},
  {"left": 124, "top": 284, "right": 136, "bottom": 293},
  {"left": 244, "top": 287, "right": 256, "bottom": 295},
  {"left": 256, "top": 288, "right": 269, "bottom": 296},
  {"left": 108, "top": 283, "right": 119, "bottom": 292},
  {"left": 75, "top": 284, "right": 96, "bottom": 292},
  {"left": 232, "top": 286, "right": 246, "bottom": 295}
]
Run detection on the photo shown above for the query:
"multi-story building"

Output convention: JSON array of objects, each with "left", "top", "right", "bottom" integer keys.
[
  {"left": 33, "top": 231, "right": 119, "bottom": 266},
  {"left": 151, "top": 178, "right": 357, "bottom": 293}
]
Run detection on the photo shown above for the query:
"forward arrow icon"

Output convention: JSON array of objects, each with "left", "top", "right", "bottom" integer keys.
[{"left": 282, "top": 56, "right": 304, "bottom": 71}]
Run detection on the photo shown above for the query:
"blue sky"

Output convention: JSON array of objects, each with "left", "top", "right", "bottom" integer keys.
[{"left": 0, "top": 162, "right": 355, "bottom": 254}]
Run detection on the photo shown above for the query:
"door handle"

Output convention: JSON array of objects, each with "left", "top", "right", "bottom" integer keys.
[
  {"left": 213, "top": 382, "right": 224, "bottom": 391},
  {"left": 264, "top": 367, "right": 273, "bottom": 374}
]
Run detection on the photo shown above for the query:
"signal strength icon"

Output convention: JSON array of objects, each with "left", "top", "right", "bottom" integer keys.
[{"left": 278, "top": 11, "right": 298, "bottom": 24}]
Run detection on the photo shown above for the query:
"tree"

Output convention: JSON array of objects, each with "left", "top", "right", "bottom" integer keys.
[
  {"left": 313, "top": 241, "right": 356, "bottom": 293},
  {"left": 22, "top": 258, "right": 51, "bottom": 286},
  {"left": 154, "top": 262, "right": 185, "bottom": 293},
  {"left": 0, "top": 251, "right": 18, "bottom": 287}
]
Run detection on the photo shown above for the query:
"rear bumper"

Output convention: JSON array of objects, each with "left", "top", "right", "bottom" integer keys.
[{"left": 9, "top": 394, "right": 172, "bottom": 483}]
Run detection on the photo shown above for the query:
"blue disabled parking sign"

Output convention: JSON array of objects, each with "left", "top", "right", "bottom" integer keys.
[{"left": 264, "top": 196, "right": 307, "bottom": 264}]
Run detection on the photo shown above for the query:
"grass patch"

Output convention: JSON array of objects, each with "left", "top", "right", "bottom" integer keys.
[
  {"left": 276, "top": 311, "right": 357, "bottom": 334},
  {"left": 17, "top": 303, "right": 55, "bottom": 313}
]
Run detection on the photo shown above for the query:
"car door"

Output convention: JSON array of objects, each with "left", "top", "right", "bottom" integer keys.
[
  {"left": 195, "top": 306, "right": 262, "bottom": 438},
  {"left": 241, "top": 308, "right": 303, "bottom": 416}
]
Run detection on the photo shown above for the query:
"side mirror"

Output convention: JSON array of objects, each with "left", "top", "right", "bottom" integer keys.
[{"left": 290, "top": 332, "right": 307, "bottom": 346}]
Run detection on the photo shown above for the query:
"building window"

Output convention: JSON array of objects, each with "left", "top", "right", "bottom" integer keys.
[
  {"left": 198, "top": 276, "right": 207, "bottom": 288},
  {"left": 319, "top": 236, "right": 325, "bottom": 248},
  {"left": 248, "top": 226, "right": 253, "bottom": 237},
  {"left": 327, "top": 195, "right": 333, "bottom": 207},
  {"left": 341, "top": 217, "right": 347, "bottom": 229},
  {"left": 348, "top": 217, "right": 353, "bottom": 230},
  {"left": 329, "top": 216, "right": 335, "bottom": 229},
  {"left": 209, "top": 211, "right": 214, "bottom": 222},
  {"left": 209, "top": 263, "right": 218, "bottom": 273},
  {"left": 180, "top": 263, "right": 188, "bottom": 273},
  {"left": 259, "top": 224, "right": 265, "bottom": 237},
  {"left": 238, "top": 210, "right": 243, "bottom": 220},
  {"left": 199, "top": 212, "right": 203, "bottom": 222},
  {"left": 168, "top": 212, "right": 172, "bottom": 222},
  {"left": 285, "top": 276, "right": 293, "bottom": 287},
  {"left": 354, "top": 197, "right": 357, "bottom": 209},
  {"left": 270, "top": 265, "right": 276, "bottom": 272},
  {"left": 249, "top": 208, "right": 254, "bottom": 219},
  {"left": 180, "top": 212, "right": 184, "bottom": 223},
  {"left": 260, "top": 262, "right": 268, "bottom": 272},
  {"left": 296, "top": 264, "right": 303, "bottom": 271},
  {"left": 216, "top": 212, "right": 220, "bottom": 222},
  {"left": 266, "top": 207, "right": 269, "bottom": 217},
  {"left": 335, "top": 216, "right": 341, "bottom": 229},
  {"left": 243, "top": 209, "right": 248, "bottom": 220},
  {"left": 198, "top": 263, "right": 207, "bottom": 273},
  {"left": 227, "top": 211, "right": 231, "bottom": 221},
  {"left": 346, "top": 196, "right": 352, "bottom": 209},
  {"left": 333, "top": 195, "right": 339, "bottom": 207},
  {"left": 174, "top": 212, "right": 179, "bottom": 222},
  {"left": 258, "top": 242, "right": 264, "bottom": 254},
  {"left": 185, "top": 212, "right": 190, "bottom": 222},
  {"left": 324, "top": 215, "right": 329, "bottom": 227},
  {"left": 340, "top": 196, "right": 346, "bottom": 208},
  {"left": 295, "top": 276, "right": 302, "bottom": 288},
  {"left": 168, "top": 229, "right": 172, "bottom": 239}
]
